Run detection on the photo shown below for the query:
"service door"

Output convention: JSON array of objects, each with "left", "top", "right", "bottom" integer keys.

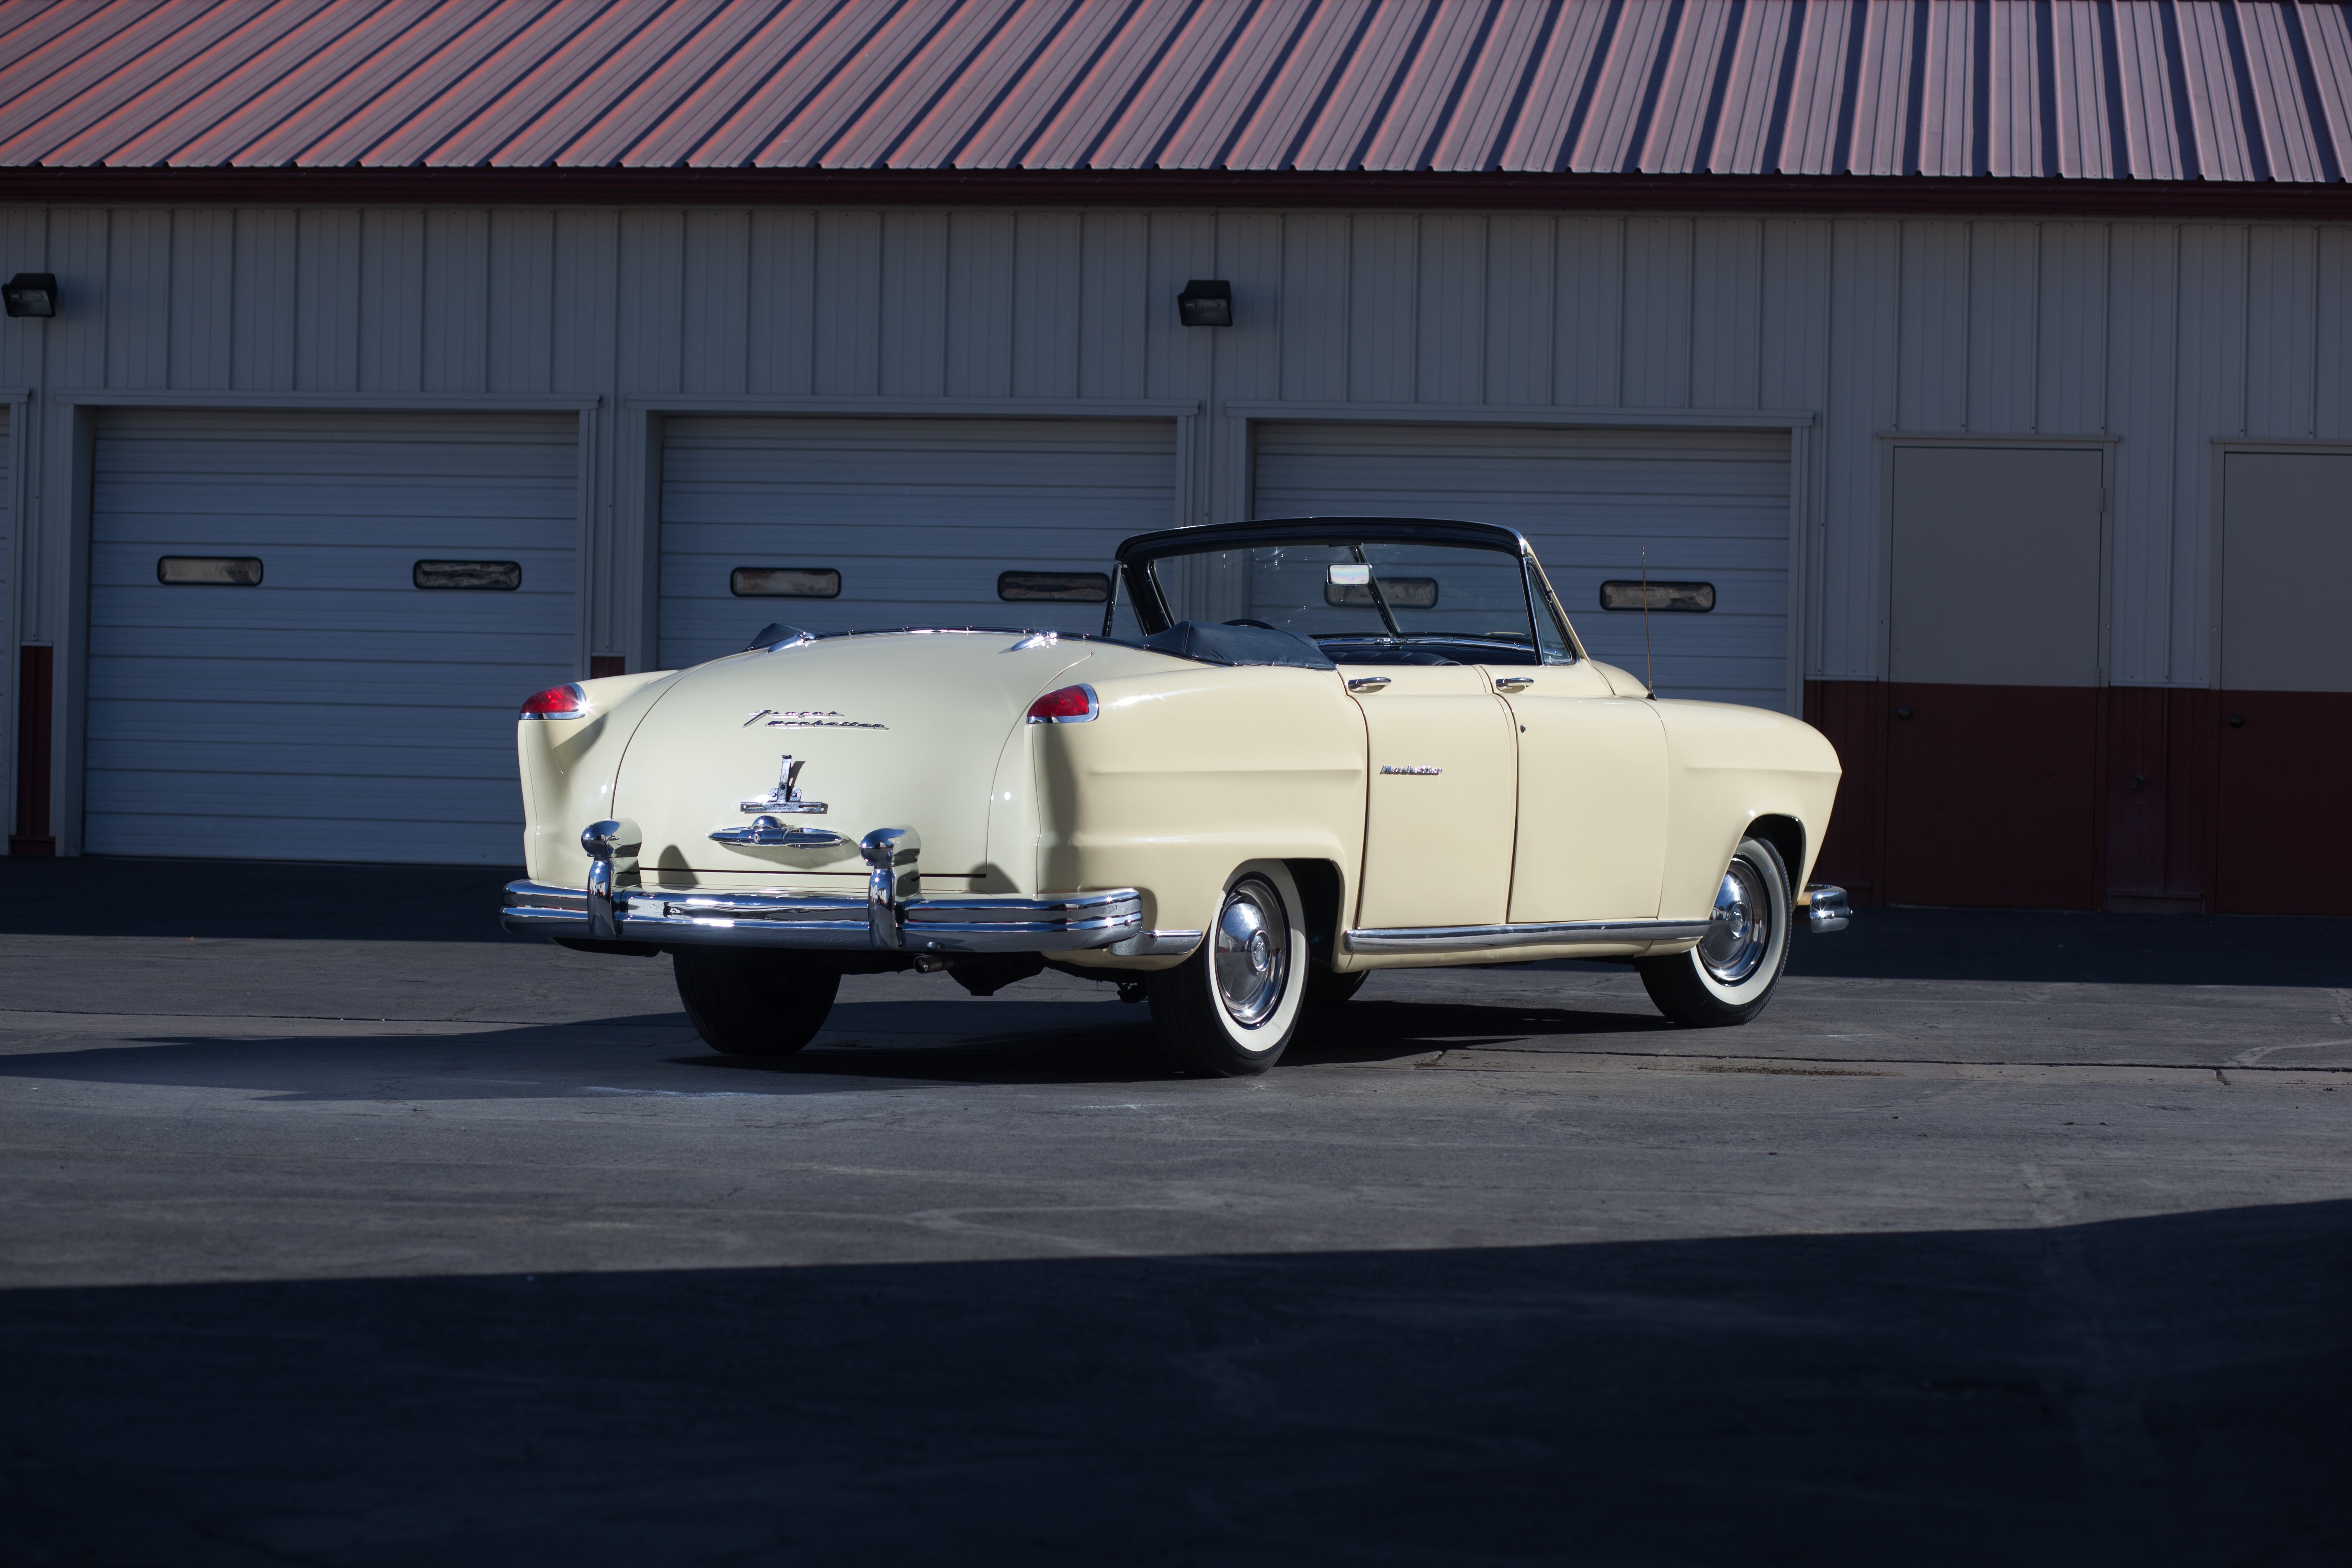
[
  {"left": 1253, "top": 423, "right": 1791, "bottom": 709},
  {"left": 2217, "top": 453, "right": 2352, "bottom": 915},
  {"left": 85, "top": 410, "right": 578, "bottom": 864},
  {"left": 658, "top": 417, "right": 1176, "bottom": 670},
  {"left": 1346, "top": 667, "right": 1518, "bottom": 930},
  {"left": 1883, "top": 446, "right": 2104, "bottom": 909}
]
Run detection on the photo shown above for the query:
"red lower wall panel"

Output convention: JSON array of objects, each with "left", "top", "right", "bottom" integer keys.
[
  {"left": 1801, "top": 681, "right": 1885, "bottom": 903},
  {"left": 2102, "top": 686, "right": 2215, "bottom": 912},
  {"left": 2215, "top": 690, "right": 2352, "bottom": 916},
  {"left": 1806, "top": 680, "right": 2247, "bottom": 913},
  {"left": 1803, "top": 680, "right": 2102, "bottom": 908},
  {"left": 1806, "top": 677, "right": 2229, "bottom": 912},
  {"left": 1882, "top": 682, "right": 2102, "bottom": 909}
]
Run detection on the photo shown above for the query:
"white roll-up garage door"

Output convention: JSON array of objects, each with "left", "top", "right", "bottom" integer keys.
[
  {"left": 86, "top": 410, "right": 578, "bottom": 864},
  {"left": 1253, "top": 423, "right": 1791, "bottom": 710},
  {"left": 659, "top": 417, "right": 1178, "bottom": 670}
]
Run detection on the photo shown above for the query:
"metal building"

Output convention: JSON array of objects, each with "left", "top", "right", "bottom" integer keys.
[{"left": 1, "top": 0, "right": 2347, "bottom": 916}]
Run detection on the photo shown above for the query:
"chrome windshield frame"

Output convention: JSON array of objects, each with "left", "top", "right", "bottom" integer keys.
[{"left": 1107, "top": 515, "right": 1588, "bottom": 664}]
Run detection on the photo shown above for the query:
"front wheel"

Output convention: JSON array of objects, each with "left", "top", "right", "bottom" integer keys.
[
  {"left": 1146, "top": 862, "right": 1308, "bottom": 1076},
  {"left": 1637, "top": 836, "right": 1792, "bottom": 1028},
  {"left": 673, "top": 946, "right": 841, "bottom": 1055}
]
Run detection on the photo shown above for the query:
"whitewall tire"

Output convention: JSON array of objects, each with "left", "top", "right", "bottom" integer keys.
[
  {"left": 1636, "top": 835, "right": 1792, "bottom": 1028},
  {"left": 1145, "top": 860, "right": 1308, "bottom": 1076}
]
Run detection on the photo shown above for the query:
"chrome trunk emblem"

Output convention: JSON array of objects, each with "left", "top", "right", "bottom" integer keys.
[{"left": 740, "top": 755, "right": 828, "bottom": 815}]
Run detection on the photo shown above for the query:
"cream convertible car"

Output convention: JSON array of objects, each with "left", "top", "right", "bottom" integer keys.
[{"left": 502, "top": 518, "right": 1849, "bottom": 1076}]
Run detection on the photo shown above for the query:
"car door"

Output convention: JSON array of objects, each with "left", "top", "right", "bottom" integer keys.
[
  {"left": 1483, "top": 661, "right": 1670, "bottom": 921},
  {"left": 1344, "top": 664, "right": 1519, "bottom": 929}
]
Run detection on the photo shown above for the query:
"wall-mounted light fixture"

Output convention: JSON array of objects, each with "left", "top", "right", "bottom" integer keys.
[
  {"left": 1176, "top": 279, "right": 1232, "bottom": 327},
  {"left": 3, "top": 272, "right": 57, "bottom": 318}
]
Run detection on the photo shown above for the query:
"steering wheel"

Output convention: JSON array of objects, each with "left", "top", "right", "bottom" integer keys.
[{"left": 1224, "top": 618, "right": 1277, "bottom": 630}]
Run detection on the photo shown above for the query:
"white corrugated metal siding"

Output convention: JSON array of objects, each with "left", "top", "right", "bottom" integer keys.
[
  {"left": 0, "top": 201, "right": 2347, "bottom": 712},
  {"left": 85, "top": 409, "right": 578, "bottom": 863},
  {"left": 0, "top": 402, "right": 10, "bottom": 645},
  {"left": 1253, "top": 423, "right": 1792, "bottom": 709},
  {"left": 657, "top": 416, "right": 1179, "bottom": 670}
]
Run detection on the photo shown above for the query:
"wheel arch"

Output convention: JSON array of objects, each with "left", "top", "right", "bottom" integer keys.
[
  {"left": 1743, "top": 814, "right": 1807, "bottom": 887},
  {"left": 1283, "top": 857, "right": 1348, "bottom": 972}
]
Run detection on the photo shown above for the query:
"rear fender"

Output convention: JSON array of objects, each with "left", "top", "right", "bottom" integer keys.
[{"left": 1032, "top": 664, "right": 1368, "bottom": 965}]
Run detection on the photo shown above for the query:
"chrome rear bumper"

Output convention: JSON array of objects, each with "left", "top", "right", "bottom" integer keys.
[{"left": 501, "top": 879, "right": 1146, "bottom": 954}]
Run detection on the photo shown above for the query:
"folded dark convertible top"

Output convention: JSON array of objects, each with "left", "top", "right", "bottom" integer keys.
[{"left": 1143, "top": 620, "right": 1336, "bottom": 671}]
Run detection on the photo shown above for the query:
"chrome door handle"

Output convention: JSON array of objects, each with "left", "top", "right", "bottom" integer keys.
[
  {"left": 1346, "top": 676, "right": 1391, "bottom": 693},
  {"left": 709, "top": 817, "right": 847, "bottom": 848},
  {"left": 1493, "top": 677, "right": 1532, "bottom": 692}
]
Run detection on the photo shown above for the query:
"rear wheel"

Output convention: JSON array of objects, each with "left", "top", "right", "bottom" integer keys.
[
  {"left": 673, "top": 947, "right": 841, "bottom": 1055},
  {"left": 1637, "top": 836, "right": 1792, "bottom": 1028},
  {"left": 1147, "top": 863, "right": 1308, "bottom": 1077}
]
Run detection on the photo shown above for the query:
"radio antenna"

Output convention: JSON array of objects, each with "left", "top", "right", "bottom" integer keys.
[{"left": 1641, "top": 546, "right": 1654, "bottom": 698}]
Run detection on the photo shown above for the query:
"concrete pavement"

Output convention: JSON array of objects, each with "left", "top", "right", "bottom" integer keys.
[{"left": 1, "top": 855, "right": 2345, "bottom": 1565}]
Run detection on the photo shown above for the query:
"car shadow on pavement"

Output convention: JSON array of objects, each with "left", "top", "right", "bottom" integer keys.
[
  {"left": 0, "top": 1021, "right": 886, "bottom": 1103},
  {"left": 0, "top": 991, "right": 1688, "bottom": 1099},
  {"left": 687, "top": 993, "right": 1677, "bottom": 1085},
  {"left": 9, "top": 1198, "right": 2348, "bottom": 1566}
]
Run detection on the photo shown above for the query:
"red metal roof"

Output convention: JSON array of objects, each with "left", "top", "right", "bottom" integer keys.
[{"left": 2, "top": 0, "right": 2347, "bottom": 183}]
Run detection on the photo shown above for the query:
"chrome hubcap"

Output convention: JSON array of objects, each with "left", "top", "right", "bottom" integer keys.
[
  {"left": 1213, "top": 879, "right": 1289, "bottom": 1029},
  {"left": 1697, "top": 859, "right": 1771, "bottom": 985}
]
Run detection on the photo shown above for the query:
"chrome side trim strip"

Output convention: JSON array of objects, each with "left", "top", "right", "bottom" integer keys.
[
  {"left": 1803, "top": 884, "right": 1851, "bottom": 934},
  {"left": 500, "top": 879, "right": 1144, "bottom": 954},
  {"left": 1344, "top": 916, "right": 1713, "bottom": 954}
]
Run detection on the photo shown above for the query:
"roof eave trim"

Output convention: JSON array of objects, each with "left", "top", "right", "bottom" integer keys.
[{"left": 3, "top": 166, "right": 2347, "bottom": 219}]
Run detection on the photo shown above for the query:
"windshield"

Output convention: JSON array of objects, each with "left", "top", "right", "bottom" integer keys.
[{"left": 1130, "top": 540, "right": 1576, "bottom": 666}]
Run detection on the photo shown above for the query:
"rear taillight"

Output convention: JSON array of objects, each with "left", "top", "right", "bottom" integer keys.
[
  {"left": 520, "top": 683, "right": 587, "bottom": 720},
  {"left": 1025, "top": 683, "right": 1099, "bottom": 724}
]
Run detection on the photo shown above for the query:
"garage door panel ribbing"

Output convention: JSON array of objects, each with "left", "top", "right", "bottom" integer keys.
[
  {"left": 82, "top": 733, "right": 520, "bottom": 779},
  {"left": 1253, "top": 424, "right": 1791, "bottom": 710},
  {"left": 87, "top": 410, "right": 578, "bottom": 866},
  {"left": 659, "top": 416, "right": 1178, "bottom": 672},
  {"left": 92, "top": 617, "right": 577, "bottom": 656}
]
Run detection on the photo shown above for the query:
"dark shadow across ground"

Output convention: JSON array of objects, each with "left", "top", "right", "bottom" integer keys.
[{"left": 5, "top": 1200, "right": 2346, "bottom": 1566}]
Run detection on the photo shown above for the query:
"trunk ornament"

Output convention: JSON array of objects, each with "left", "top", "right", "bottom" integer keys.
[{"left": 738, "top": 754, "right": 827, "bottom": 815}]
